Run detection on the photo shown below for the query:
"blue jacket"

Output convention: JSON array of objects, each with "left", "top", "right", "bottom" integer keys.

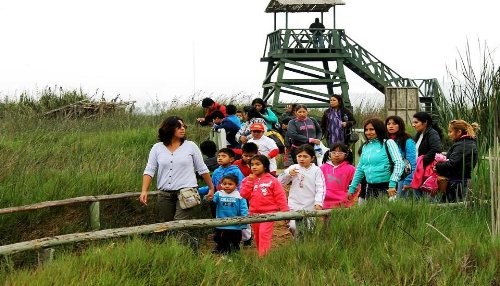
[
  {"left": 198, "top": 165, "right": 245, "bottom": 196},
  {"left": 213, "top": 190, "right": 249, "bottom": 230},
  {"left": 348, "top": 139, "right": 404, "bottom": 193},
  {"left": 397, "top": 137, "right": 417, "bottom": 186},
  {"left": 226, "top": 114, "right": 242, "bottom": 129},
  {"left": 214, "top": 118, "right": 241, "bottom": 148}
]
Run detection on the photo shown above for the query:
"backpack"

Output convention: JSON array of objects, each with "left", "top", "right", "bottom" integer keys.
[
  {"left": 265, "top": 129, "right": 286, "bottom": 154},
  {"left": 384, "top": 141, "right": 412, "bottom": 180}
]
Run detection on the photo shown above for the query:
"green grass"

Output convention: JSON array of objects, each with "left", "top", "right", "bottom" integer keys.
[{"left": 1, "top": 202, "right": 498, "bottom": 285}]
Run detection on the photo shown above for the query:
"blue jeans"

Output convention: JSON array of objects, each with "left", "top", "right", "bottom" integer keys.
[
  {"left": 313, "top": 33, "right": 325, "bottom": 48},
  {"left": 397, "top": 181, "right": 427, "bottom": 200}
]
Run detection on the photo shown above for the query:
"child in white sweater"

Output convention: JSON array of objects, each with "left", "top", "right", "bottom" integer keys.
[{"left": 278, "top": 144, "right": 325, "bottom": 237}]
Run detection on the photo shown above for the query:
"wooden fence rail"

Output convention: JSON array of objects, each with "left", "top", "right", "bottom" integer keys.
[
  {"left": 0, "top": 210, "right": 333, "bottom": 256},
  {"left": 0, "top": 191, "right": 155, "bottom": 215}
]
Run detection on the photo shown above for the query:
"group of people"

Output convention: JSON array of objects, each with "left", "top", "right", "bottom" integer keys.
[{"left": 139, "top": 96, "right": 479, "bottom": 257}]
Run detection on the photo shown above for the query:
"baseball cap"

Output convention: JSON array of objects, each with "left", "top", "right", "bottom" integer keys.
[{"left": 250, "top": 122, "right": 265, "bottom": 132}]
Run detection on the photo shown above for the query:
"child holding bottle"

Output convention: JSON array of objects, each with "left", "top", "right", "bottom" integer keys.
[{"left": 279, "top": 144, "right": 325, "bottom": 237}]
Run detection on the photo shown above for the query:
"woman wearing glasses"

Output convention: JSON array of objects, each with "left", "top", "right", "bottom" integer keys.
[{"left": 139, "top": 116, "right": 215, "bottom": 222}]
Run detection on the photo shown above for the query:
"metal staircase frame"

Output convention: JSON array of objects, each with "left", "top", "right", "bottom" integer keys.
[{"left": 261, "top": 28, "right": 442, "bottom": 113}]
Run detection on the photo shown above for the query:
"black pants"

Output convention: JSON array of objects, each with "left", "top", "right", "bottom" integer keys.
[
  {"left": 365, "top": 182, "right": 389, "bottom": 199},
  {"left": 213, "top": 229, "right": 242, "bottom": 254},
  {"left": 440, "top": 179, "right": 467, "bottom": 203}
]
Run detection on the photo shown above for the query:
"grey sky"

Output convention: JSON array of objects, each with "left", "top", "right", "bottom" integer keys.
[{"left": 0, "top": 0, "right": 498, "bottom": 107}]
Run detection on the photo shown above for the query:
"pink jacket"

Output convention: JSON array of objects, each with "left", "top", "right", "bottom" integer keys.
[
  {"left": 320, "top": 161, "right": 359, "bottom": 209},
  {"left": 410, "top": 154, "right": 447, "bottom": 189},
  {"left": 240, "top": 173, "right": 289, "bottom": 214}
]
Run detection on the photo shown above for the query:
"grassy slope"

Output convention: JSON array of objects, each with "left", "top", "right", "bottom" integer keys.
[{"left": 0, "top": 104, "right": 498, "bottom": 284}]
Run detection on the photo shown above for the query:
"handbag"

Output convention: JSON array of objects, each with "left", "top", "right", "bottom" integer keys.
[
  {"left": 177, "top": 187, "right": 201, "bottom": 209},
  {"left": 384, "top": 141, "right": 412, "bottom": 179},
  {"left": 348, "top": 132, "right": 359, "bottom": 144}
]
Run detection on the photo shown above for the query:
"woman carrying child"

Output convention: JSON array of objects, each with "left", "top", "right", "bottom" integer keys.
[
  {"left": 320, "top": 143, "right": 359, "bottom": 208},
  {"left": 435, "top": 120, "right": 479, "bottom": 203},
  {"left": 240, "top": 155, "right": 289, "bottom": 257},
  {"left": 279, "top": 144, "right": 325, "bottom": 237}
]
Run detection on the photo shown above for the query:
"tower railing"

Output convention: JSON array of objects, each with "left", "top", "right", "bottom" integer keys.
[{"left": 262, "top": 29, "right": 443, "bottom": 113}]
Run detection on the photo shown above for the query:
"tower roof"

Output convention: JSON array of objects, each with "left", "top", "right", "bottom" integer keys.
[{"left": 265, "top": 0, "right": 345, "bottom": 13}]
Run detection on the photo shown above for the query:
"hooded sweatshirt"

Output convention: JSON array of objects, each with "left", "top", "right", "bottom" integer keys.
[
  {"left": 213, "top": 190, "right": 249, "bottom": 230},
  {"left": 320, "top": 161, "right": 357, "bottom": 208},
  {"left": 240, "top": 173, "right": 289, "bottom": 214},
  {"left": 279, "top": 164, "right": 325, "bottom": 210}
]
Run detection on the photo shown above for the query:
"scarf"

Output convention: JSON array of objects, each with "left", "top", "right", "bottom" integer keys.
[{"left": 327, "top": 108, "right": 344, "bottom": 145}]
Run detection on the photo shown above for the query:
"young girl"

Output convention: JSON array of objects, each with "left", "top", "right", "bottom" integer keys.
[
  {"left": 279, "top": 144, "right": 325, "bottom": 237},
  {"left": 320, "top": 143, "right": 359, "bottom": 208},
  {"left": 240, "top": 155, "right": 289, "bottom": 257},
  {"left": 212, "top": 175, "right": 249, "bottom": 254}
]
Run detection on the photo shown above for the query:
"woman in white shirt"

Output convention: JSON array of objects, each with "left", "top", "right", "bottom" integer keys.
[{"left": 140, "top": 116, "right": 215, "bottom": 222}]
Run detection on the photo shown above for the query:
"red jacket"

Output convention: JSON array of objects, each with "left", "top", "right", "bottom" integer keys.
[
  {"left": 240, "top": 173, "right": 289, "bottom": 214},
  {"left": 233, "top": 159, "right": 251, "bottom": 177},
  {"left": 204, "top": 102, "right": 227, "bottom": 117}
]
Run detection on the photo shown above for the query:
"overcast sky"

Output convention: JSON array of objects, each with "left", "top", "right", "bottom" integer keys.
[{"left": 0, "top": 0, "right": 498, "bottom": 108}]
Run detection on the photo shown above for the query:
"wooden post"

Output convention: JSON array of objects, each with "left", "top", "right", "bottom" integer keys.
[
  {"left": 89, "top": 202, "right": 100, "bottom": 230},
  {"left": 37, "top": 248, "right": 54, "bottom": 265}
]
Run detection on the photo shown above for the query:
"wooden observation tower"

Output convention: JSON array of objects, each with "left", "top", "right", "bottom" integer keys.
[{"left": 261, "top": 0, "right": 443, "bottom": 118}]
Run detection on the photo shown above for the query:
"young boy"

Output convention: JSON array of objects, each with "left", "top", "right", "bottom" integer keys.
[
  {"left": 198, "top": 148, "right": 245, "bottom": 217},
  {"left": 212, "top": 174, "right": 249, "bottom": 254},
  {"left": 212, "top": 110, "right": 241, "bottom": 148},
  {"left": 233, "top": 142, "right": 259, "bottom": 177},
  {"left": 248, "top": 122, "right": 280, "bottom": 176}
]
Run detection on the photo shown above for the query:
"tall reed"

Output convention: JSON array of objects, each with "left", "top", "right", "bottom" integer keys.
[{"left": 434, "top": 40, "right": 499, "bottom": 239}]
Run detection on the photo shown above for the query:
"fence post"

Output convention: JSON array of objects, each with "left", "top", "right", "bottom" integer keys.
[
  {"left": 89, "top": 202, "right": 100, "bottom": 230},
  {"left": 37, "top": 248, "right": 54, "bottom": 266}
]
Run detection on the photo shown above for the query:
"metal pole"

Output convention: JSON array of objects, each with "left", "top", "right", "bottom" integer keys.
[
  {"left": 286, "top": 12, "right": 288, "bottom": 29},
  {"left": 274, "top": 12, "right": 276, "bottom": 30},
  {"left": 333, "top": 6, "right": 336, "bottom": 29}
]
